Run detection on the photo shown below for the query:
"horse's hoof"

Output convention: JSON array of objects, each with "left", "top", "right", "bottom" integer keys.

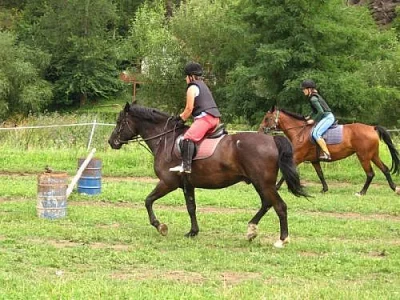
[
  {"left": 395, "top": 187, "right": 400, "bottom": 195},
  {"left": 355, "top": 192, "right": 363, "bottom": 197},
  {"left": 157, "top": 223, "right": 168, "bottom": 236},
  {"left": 184, "top": 231, "right": 198, "bottom": 238},
  {"left": 273, "top": 237, "right": 290, "bottom": 248},
  {"left": 246, "top": 223, "right": 258, "bottom": 241}
]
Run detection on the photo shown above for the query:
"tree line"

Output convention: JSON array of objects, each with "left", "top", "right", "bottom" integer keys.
[{"left": 0, "top": 0, "right": 399, "bottom": 126}]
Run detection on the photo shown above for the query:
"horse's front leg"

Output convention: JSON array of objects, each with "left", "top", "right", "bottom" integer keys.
[
  {"left": 145, "top": 180, "right": 177, "bottom": 236},
  {"left": 183, "top": 176, "right": 199, "bottom": 237},
  {"left": 311, "top": 162, "right": 328, "bottom": 193}
]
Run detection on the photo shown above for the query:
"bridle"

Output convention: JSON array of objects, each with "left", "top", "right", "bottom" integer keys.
[
  {"left": 262, "top": 109, "right": 309, "bottom": 141},
  {"left": 262, "top": 110, "right": 280, "bottom": 133},
  {"left": 114, "top": 114, "right": 180, "bottom": 157}
]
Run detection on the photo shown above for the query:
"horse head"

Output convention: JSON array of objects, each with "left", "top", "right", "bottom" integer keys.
[
  {"left": 108, "top": 102, "right": 139, "bottom": 149},
  {"left": 258, "top": 106, "right": 280, "bottom": 134},
  {"left": 108, "top": 102, "right": 186, "bottom": 150}
]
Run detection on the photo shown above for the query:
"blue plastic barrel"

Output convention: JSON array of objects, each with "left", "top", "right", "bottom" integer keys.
[
  {"left": 77, "top": 158, "right": 102, "bottom": 195},
  {"left": 37, "top": 172, "right": 68, "bottom": 219}
]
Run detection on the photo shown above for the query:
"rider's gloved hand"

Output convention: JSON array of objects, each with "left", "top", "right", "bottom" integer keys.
[{"left": 172, "top": 115, "right": 186, "bottom": 127}]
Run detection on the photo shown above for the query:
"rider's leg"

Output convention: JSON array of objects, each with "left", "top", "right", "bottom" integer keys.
[
  {"left": 169, "top": 138, "right": 196, "bottom": 173},
  {"left": 316, "top": 138, "right": 331, "bottom": 160},
  {"left": 313, "top": 114, "right": 335, "bottom": 160},
  {"left": 182, "top": 139, "right": 195, "bottom": 173},
  {"left": 169, "top": 114, "right": 219, "bottom": 173}
]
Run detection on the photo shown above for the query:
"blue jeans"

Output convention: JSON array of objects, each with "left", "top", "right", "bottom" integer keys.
[{"left": 312, "top": 113, "right": 335, "bottom": 140}]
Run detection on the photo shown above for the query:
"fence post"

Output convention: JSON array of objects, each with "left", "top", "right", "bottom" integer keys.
[{"left": 87, "top": 119, "right": 97, "bottom": 151}]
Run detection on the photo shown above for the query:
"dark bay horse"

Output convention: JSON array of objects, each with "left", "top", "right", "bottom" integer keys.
[
  {"left": 258, "top": 107, "right": 400, "bottom": 195},
  {"left": 108, "top": 103, "right": 308, "bottom": 248}
]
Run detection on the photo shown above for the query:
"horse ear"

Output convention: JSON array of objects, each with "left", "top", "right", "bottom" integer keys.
[{"left": 124, "top": 102, "right": 130, "bottom": 112}]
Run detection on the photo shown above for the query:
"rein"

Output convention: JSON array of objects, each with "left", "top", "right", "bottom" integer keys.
[
  {"left": 265, "top": 109, "right": 309, "bottom": 142},
  {"left": 118, "top": 116, "right": 180, "bottom": 158}
]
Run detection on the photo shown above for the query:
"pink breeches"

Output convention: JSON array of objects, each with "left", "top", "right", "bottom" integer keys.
[{"left": 183, "top": 114, "right": 220, "bottom": 142}]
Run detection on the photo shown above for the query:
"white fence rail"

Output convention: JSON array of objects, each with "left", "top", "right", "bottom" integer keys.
[{"left": 0, "top": 122, "right": 399, "bottom": 150}]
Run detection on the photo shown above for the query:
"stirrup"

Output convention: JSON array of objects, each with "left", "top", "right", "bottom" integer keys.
[
  {"left": 169, "top": 164, "right": 184, "bottom": 172},
  {"left": 319, "top": 152, "right": 331, "bottom": 161},
  {"left": 183, "top": 167, "right": 191, "bottom": 174}
]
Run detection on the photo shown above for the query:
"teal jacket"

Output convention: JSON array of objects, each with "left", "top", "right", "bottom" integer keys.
[{"left": 309, "top": 94, "right": 332, "bottom": 122}]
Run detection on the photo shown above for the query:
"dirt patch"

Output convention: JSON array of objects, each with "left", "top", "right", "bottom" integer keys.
[
  {"left": 220, "top": 271, "right": 262, "bottom": 286},
  {"left": 28, "top": 238, "right": 131, "bottom": 251},
  {"left": 300, "top": 211, "right": 400, "bottom": 222},
  {"left": 111, "top": 268, "right": 205, "bottom": 283},
  {"left": 103, "top": 176, "right": 158, "bottom": 183},
  {"left": 95, "top": 223, "right": 121, "bottom": 229},
  {"left": 68, "top": 201, "right": 400, "bottom": 222},
  {"left": 366, "top": 250, "right": 389, "bottom": 258},
  {"left": 1, "top": 194, "right": 399, "bottom": 222},
  {"left": 111, "top": 268, "right": 263, "bottom": 285}
]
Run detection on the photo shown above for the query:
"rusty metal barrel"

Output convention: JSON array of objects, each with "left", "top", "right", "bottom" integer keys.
[
  {"left": 37, "top": 172, "right": 68, "bottom": 219},
  {"left": 77, "top": 158, "right": 102, "bottom": 195}
]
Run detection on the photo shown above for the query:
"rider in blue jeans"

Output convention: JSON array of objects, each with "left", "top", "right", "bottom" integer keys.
[{"left": 301, "top": 79, "right": 335, "bottom": 161}]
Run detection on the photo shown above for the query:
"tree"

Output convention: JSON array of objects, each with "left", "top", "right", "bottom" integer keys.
[
  {"left": 18, "top": 0, "right": 122, "bottom": 106},
  {"left": 125, "top": 0, "right": 252, "bottom": 116},
  {"left": 0, "top": 31, "right": 52, "bottom": 120},
  {"left": 225, "top": 0, "right": 400, "bottom": 125}
]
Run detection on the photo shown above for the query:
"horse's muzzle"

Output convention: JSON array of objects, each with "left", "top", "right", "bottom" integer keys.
[
  {"left": 108, "top": 138, "right": 123, "bottom": 149},
  {"left": 259, "top": 127, "right": 271, "bottom": 134}
]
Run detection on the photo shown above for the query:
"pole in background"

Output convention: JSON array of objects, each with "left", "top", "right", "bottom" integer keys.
[{"left": 87, "top": 119, "right": 96, "bottom": 151}]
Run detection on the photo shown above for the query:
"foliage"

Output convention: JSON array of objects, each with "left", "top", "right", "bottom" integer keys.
[
  {"left": 17, "top": 0, "right": 123, "bottom": 107},
  {"left": 0, "top": 31, "right": 52, "bottom": 121},
  {"left": 169, "top": 0, "right": 254, "bottom": 118},
  {"left": 1, "top": 0, "right": 399, "bottom": 126},
  {"left": 113, "top": 0, "right": 147, "bottom": 37},
  {"left": 124, "top": 0, "right": 252, "bottom": 115},
  {"left": 225, "top": 0, "right": 400, "bottom": 125},
  {"left": 123, "top": 0, "right": 186, "bottom": 112}
]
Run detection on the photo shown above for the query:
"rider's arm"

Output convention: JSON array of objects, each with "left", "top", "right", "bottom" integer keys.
[{"left": 180, "top": 85, "right": 199, "bottom": 121}]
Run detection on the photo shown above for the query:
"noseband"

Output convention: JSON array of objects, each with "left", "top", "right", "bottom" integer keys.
[
  {"left": 114, "top": 113, "right": 136, "bottom": 145},
  {"left": 262, "top": 110, "right": 280, "bottom": 133},
  {"left": 113, "top": 115, "right": 182, "bottom": 156}
]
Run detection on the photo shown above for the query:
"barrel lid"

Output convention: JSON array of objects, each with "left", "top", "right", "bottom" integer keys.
[{"left": 38, "top": 171, "right": 68, "bottom": 180}]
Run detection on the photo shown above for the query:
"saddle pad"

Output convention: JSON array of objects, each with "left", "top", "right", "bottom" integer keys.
[
  {"left": 174, "top": 135, "right": 226, "bottom": 160},
  {"left": 310, "top": 125, "right": 343, "bottom": 145}
]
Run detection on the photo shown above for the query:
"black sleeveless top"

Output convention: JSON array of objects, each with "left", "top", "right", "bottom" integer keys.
[{"left": 188, "top": 80, "right": 221, "bottom": 118}]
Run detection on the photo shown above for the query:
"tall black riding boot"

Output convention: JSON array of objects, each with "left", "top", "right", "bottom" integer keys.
[{"left": 182, "top": 139, "right": 195, "bottom": 173}]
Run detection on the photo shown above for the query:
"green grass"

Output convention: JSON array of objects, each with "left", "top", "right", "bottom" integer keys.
[
  {"left": 0, "top": 115, "right": 399, "bottom": 298},
  {"left": 0, "top": 173, "right": 399, "bottom": 299}
]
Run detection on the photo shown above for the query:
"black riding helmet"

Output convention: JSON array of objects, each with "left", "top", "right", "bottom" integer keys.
[
  {"left": 184, "top": 62, "right": 203, "bottom": 76},
  {"left": 300, "top": 79, "right": 316, "bottom": 89}
]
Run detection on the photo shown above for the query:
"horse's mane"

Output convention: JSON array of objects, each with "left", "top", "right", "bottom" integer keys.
[
  {"left": 279, "top": 109, "right": 306, "bottom": 121},
  {"left": 129, "top": 104, "right": 171, "bottom": 124}
]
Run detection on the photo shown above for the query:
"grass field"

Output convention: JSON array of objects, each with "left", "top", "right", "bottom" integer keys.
[
  {"left": 0, "top": 114, "right": 399, "bottom": 299},
  {"left": 0, "top": 145, "right": 400, "bottom": 299}
]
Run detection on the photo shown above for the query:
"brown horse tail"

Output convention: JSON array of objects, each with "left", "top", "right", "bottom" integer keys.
[
  {"left": 273, "top": 135, "right": 309, "bottom": 197},
  {"left": 375, "top": 126, "right": 400, "bottom": 175}
]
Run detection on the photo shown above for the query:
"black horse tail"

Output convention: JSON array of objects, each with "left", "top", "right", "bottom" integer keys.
[
  {"left": 375, "top": 126, "right": 400, "bottom": 175},
  {"left": 273, "top": 135, "right": 309, "bottom": 197}
]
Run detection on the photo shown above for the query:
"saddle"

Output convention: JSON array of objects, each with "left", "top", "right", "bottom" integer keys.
[
  {"left": 310, "top": 123, "right": 343, "bottom": 145},
  {"left": 174, "top": 124, "right": 228, "bottom": 160},
  {"left": 206, "top": 123, "right": 228, "bottom": 138}
]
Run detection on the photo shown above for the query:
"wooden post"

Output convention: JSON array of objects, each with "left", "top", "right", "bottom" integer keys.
[{"left": 66, "top": 148, "right": 96, "bottom": 198}]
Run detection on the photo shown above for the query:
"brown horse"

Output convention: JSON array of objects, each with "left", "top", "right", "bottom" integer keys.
[
  {"left": 108, "top": 103, "right": 308, "bottom": 247},
  {"left": 258, "top": 107, "right": 400, "bottom": 195}
]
